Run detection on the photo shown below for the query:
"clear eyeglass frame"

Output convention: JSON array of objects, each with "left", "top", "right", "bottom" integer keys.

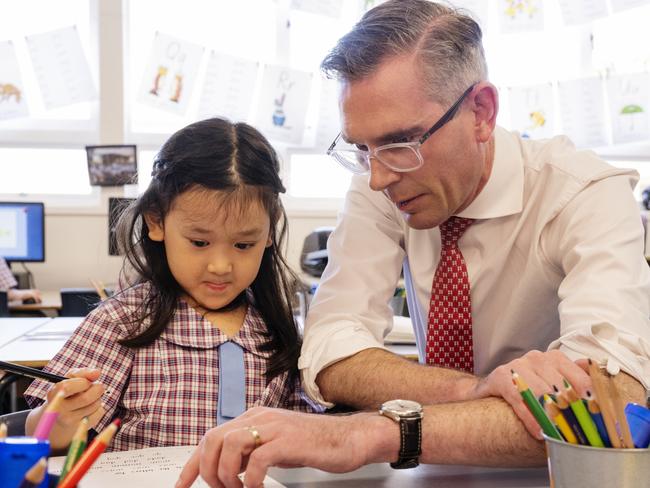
[{"left": 326, "top": 83, "right": 477, "bottom": 175}]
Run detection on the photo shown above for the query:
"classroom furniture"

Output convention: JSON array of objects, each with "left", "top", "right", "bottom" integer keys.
[
  {"left": 59, "top": 288, "right": 100, "bottom": 317},
  {"left": 0, "top": 317, "right": 83, "bottom": 368},
  {"left": 0, "top": 408, "right": 29, "bottom": 435},
  {"left": 0, "top": 291, "right": 8, "bottom": 317},
  {"left": 8, "top": 290, "right": 62, "bottom": 314},
  {"left": 274, "top": 463, "right": 550, "bottom": 487}
]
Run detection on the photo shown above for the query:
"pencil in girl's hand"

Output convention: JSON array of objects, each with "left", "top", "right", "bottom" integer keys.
[
  {"left": 57, "top": 419, "right": 121, "bottom": 488},
  {"left": 511, "top": 370, "right": 562, "bottom": 440},
  {"left": 543, "top": 394, "right": 577, "bottom": 444},
  {"left": 562, "top": 378, "right": 604, "bottom": 447},
  {"left": 553, "top": 385, "right": 588, "bottom": 445},
  {"left": 56, "top": 417, "right": 89, "bottom": 486},
  {"left": 0, "top": 360, "right": 67, "bottom": 383},
  {"left": 33, "top": 391, "right": 65, "bottom": 440},
  {"left": 17, "top": 457, "right": 47, "bottom": 488},
  {"left": 586, "top": 391, "right": 611, "bottom": 447},
  {"left": 0, "top": 422, "right": 6, "bottom": 439}
]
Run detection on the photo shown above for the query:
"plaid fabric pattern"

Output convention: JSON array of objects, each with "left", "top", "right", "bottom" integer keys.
[
  {"left": 25, "top": 283, "right": 322, "bottom": 451},
  {"left": 0, "top": 258, "right": 17, "bottom": 290}
]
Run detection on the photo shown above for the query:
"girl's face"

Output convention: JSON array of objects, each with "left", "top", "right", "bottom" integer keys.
[{"left": 145, "top": 187, "right": 272, "bottom": 311}]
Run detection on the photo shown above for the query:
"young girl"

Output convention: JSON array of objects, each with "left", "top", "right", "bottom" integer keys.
[{"left": 24, "top": 118, "right": 321, "bottom": 452}]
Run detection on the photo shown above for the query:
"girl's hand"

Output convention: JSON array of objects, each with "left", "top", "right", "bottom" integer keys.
[
  {"left": 26, "top": 367, "right": 106, "bottom": 450},
  {"left": 51, "top": 368, "right": 106, "bottom": 431}
]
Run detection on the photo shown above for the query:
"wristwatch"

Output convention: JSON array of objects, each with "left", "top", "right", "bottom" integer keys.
[{"left": 379, "top": 399, "right": 423, "bottom": 469}]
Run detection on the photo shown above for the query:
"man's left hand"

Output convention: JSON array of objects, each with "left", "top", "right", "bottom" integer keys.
[{"left": 471, "top": 349, "right": 590, "bottom": 439}]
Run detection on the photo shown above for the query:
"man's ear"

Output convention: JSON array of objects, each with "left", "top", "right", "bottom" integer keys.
[
  {"left": 144, "top": 212, "right": 164, "bottom": 242},
  {"left": 471, "top": 82, "right": 499, "bottom": 143}
]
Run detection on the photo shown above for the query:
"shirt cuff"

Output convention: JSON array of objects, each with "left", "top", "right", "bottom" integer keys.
[
  {"left": 548, "top": 323, "right": 650, "bottom": 389},
  {"left": 299, "top": 321, "right": 389, "bottom": 407}
]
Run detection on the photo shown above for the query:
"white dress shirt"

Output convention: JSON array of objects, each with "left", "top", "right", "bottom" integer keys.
[{"left": 299, "top": 127, "right": 650, "bottom": 406}]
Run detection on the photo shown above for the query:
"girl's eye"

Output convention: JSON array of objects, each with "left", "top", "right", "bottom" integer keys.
[
  {"left": 235, "top": 242, "right": 254, "bottom": 250},
  {"left": 392, "top": 136, "right": 410, "bottom": 144},
  {"left": 191, "top": 240, "right": 209, "bottom": 248},
  {"left": 354, "top": 144, "right": 368, "bottom": 151}
]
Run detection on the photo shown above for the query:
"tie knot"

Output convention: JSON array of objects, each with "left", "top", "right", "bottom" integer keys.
[{"left": 439, "top": 217, "right": 474, "bottom": 248}]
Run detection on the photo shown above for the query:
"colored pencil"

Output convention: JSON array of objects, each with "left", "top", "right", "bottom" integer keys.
[
  {"left": 33, "top": 391, "right": 65, "bottom": 440},
  {"left": 17, "top": 457, "right": 47, "bottom": 488},
  {"left": 553, "top": 385, "right": 588, "bottom": 445},
  {"left": 587, "top": 359, "right": 623, "bottom": 448},
  {"left": 563, "top": 378, "right": 604, "bottom": 447},
  {"left": 605, "top": 372, "right": 635, "bottom": 448},
  {"left": 586, "top": 391, "right": 611, "bottom": 447},
  {"left": 56, "top": 417, "right": 89, "bottom": 486},
  {"left": 511, "top": 371, "right": 562, "bottom": 440},
  {"left": 0, "top": 360, "right": 66, "bottom": 383},
  {"left": 0, "top": 422, "right": 6, "bottom": 439},
  {"left": 57, "top": 419, "right": 121, "bottom": 488},
  {"left": 543, "top": 394, "right": 578, "bottom": 444}
]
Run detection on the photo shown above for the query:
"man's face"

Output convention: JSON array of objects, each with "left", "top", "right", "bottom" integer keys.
[{"left": 339, "top": 54, "right": 492, "bottom": 229}]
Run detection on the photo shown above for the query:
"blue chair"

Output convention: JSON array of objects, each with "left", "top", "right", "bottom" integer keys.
[{"left": 60, "top": 288, "right": 101, "bottom": 317}]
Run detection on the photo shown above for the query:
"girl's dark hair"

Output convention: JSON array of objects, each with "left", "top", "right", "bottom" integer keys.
[{"left": 115, "top": 117, "right": 300, "bottom": 383}]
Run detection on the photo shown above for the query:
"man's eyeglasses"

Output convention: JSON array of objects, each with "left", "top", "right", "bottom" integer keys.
[{"left": 326, "top": 83, "right": 477, "bottom": 175}]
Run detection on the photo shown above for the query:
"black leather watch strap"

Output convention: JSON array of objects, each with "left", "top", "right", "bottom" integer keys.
[{"left": 390, "top": 415, "right": 422, "bottom": 469}]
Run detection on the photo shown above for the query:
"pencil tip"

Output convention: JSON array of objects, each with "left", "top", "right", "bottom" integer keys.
[
  {"left": 510, "top": 368, "right": 515, "bottom": 374},
  {"left": 552, "top": 384, "right": 559, "bottom": 392},
  {"left": 588, "top": 358, "right": 592, "bottom": 365},
  {"left": 562, "top": 378, "right": 570, "bottom": 388}
]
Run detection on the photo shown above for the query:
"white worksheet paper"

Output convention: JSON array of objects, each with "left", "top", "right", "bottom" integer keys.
[{"left": 49, "top": 445, "right": 286, "bottom": 487}]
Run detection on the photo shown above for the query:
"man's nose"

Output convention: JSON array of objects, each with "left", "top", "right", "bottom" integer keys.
[{"left": 368, "top": 157, "right": 401, "bottom": 192}]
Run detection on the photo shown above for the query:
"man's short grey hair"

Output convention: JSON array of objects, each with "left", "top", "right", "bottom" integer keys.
[{"left": 321, "top": 0, "right": 488, "bottom": 106}]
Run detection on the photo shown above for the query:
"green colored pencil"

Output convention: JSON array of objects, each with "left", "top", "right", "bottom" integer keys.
[
  {"left": 57, "top": 417, "right": 89, "bottom": 486},
  {"left": 563, "top": 378, "right": 604, "bottom": 447},
  {"left": 512, "top": 370, "right": 562, "bottom": 440}
]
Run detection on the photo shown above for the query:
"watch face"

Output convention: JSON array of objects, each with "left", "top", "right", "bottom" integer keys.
[{"left": 382, "top": 399, "right": 422, "bottom": 416}]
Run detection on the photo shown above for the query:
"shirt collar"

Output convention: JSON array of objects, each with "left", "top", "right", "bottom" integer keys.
[
  {"left": 160, "top": 298, "right": 273, "bottom": 358},
  {"left": 457, "top": 126, "right": 523, "bottom": 220}
]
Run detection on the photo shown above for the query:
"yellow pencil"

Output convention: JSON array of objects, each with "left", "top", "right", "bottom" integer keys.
[{"left": 543, "top": 394, "right": 578, "bottom": 444}]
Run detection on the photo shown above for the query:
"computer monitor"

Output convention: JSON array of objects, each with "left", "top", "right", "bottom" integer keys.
[{"left": 0, "top": 202, "right": 45, "bottom": 263}]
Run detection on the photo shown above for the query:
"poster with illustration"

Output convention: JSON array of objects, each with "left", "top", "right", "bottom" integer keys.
[
  {"left": 197, "top": 51, "right": 259, "bottom": 122},
  {"left": 314, "top": 78, "right": 342, "bottom": 151},
  {"left": 0, "top": 41, "right": 29, "bottom": 120},
  {"left": 509, "top": 84, "right": 555, "bottom": 139},
  {"left": 557, "top": 0, "right": 608, "bottom": 25},
  {"left": 557, "top": 78, "right": 608, "bottom": 148},
  {"left": 291, "top": 0, "right": 344, "bottom": 17},
  {"left": 609, "top": 0, "right": 650, "bottom": 13},
  {"left": 138, "top": 32, "right": 204, "bottom": 115},
  {"left": 255, "top": 65, "right": 312, "bottom": 144},
  {"left": 607, "top": 73, "right": 650, "bottom": 144},
  {"left": 25, "top": 26, "right": 96, "bottom": 110},
  {"left": 499, "top": 0, "right": 544, "bottom": 33}
]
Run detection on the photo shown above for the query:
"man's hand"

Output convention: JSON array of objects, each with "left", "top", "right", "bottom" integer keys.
[
  {"left": 176, "top": 407, "right": 398, "bottom": 488},
  {"left": 471, "top": 350, "right": 591, "bottom": 438},
  {"left": 8, "top": 288, "right": 42, "bottom": 303}
]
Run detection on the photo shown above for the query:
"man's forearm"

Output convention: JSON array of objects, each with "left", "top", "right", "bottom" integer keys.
[
  {"left": 316, "top": 348, "right": 479, "bottom": 408},
  {"left": 420, "top": 397, "right": 545, "bottom": 466}
]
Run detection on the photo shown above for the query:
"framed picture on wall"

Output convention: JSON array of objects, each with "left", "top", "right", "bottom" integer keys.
[{"left": 85, "top": 145, "right": 138, "bottom": 186}]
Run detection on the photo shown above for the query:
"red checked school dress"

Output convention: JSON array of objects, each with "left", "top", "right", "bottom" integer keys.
[{"left": 25, "top": 283, "right": 321, "bottom": 451}]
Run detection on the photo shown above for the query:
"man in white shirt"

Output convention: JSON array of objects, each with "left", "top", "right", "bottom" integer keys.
[{"left": 178, "top": 1, "right": 650, "bottom": 486}]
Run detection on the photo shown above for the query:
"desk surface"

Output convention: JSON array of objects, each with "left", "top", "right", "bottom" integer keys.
[
  {"left": 0, "top": 316, "right": 83, "bottom": 367},
  {"left": 270, "top": 463, "right": 549, "bottom": 487},
  {"left": 8, "top": 290, "right": 61, "bottom": 311}
]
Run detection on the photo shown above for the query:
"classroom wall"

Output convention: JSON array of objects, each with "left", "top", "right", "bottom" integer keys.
[{"left": 18, "top": 212, "right": 337, "bottom": 291}]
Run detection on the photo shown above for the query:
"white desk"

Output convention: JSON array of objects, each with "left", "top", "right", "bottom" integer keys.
[
  {"left": 0, "top": 317, "right": 52, "bottom": 348},
  {"left": 0, "top": 317, "right": 83, "bottom": 367},
  {"left": 271, "top": 463, "right": 549, "bottom": 487}
]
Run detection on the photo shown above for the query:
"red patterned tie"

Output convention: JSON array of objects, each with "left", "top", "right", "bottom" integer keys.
[{"left": 426, "top": 216, "right": 475, "bottom": 372}]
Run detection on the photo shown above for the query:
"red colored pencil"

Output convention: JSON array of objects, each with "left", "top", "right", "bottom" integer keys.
[{"left": 57, "top": 419, "right": 121, "bottom": 488}]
